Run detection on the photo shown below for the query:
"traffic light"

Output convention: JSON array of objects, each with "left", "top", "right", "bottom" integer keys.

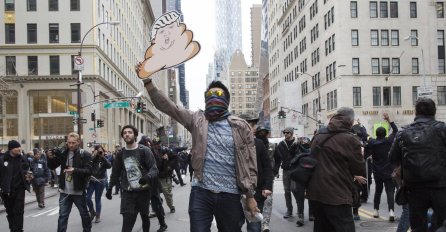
[
  {"left": 141, "top": 102, "right": 146, "bottom": 112},
  {"left": 96, "top": 119, "right": 104, "bottom": 128},
  {"left": 278, "top": 110, "right": 287, "bottom": 119},
  {"left": 91, "top": 112, "right": 96, "bottom": 121},
  {"left": 136, "top": 101, "right": 142, "bottom": 113}
]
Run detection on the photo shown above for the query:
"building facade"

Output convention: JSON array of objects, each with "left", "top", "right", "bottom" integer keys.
[
  {"left": 0, "top": 0, "right": 164, "bottom": 150},
  {"left": 268, "top": 0, "right": 446, "bottom": 137}
]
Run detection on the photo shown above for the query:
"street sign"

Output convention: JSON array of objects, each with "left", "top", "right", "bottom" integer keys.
[
  {"left": 73, "top": 56, "right": 84, "bottom": 71},
  {"left": 69, "top": 111, "right": 77, "bottom": 115},
  {"left": 88, "top": 128, "right": 95, "bottom": 131},
  {"left": 103, "top": 101, "right": 130, "bottom": 109},
  {"left": 417, "top": 86, "right": 433, "bottom": 99},
  {"left": 79, "top": 118, "right": 87, "bottom": 123}
]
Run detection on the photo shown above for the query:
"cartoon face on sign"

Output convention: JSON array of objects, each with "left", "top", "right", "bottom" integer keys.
[{"left": 137, "top": 11, "right": 201, "bottom": 79}]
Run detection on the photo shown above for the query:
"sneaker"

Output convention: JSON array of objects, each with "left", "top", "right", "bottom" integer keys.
[
  {"left": 296, "top": 214, "right": 304, "bottom": 227},
  {"left": 373, "top": 209, "right": 379, "bottom": 218},
  {"left": 157, "top": 224, "right": 168, "bottom": 232},
  {"left": 262, "top": 225, "right": 270, "bottom": 232},
  {"left": 389, "top": 209, "right": 395, "bottom": 222},
  {"left": 353, "top": 214, "right": 361, "bottom": 221},
  {"left": 170, "top": 207, "right": 175, "bottom": 213},
  {"left": 283, "top": 211, "right": 292, "bottom": 218}
]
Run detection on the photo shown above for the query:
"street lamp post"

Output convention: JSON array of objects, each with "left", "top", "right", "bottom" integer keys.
[
  {"left": 75, "top": 21, "right": 119, "bottom": 145},
  {"left": 404, "top": 35, "right": 426, "bottom": 87}
]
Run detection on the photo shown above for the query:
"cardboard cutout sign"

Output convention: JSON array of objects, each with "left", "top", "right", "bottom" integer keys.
[{"left": 137, "top": 11, "right": 201, "bottom": 79}]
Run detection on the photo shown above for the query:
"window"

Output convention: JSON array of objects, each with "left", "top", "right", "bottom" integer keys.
[
  {"left": 438, "top": 30, "right": 445, "bottom": 46},
  {"left": 50, "top": 56, "right": 60, "bottom": 75},
  {"left": 438, "top": 86, "right": 446, "bottom": 105},
  {"left": 5, "top": 24, "right": 15, "bottom": 44},
  {"left": 27, "top": 0, "right": 36, "bottom": 11},
  {"left": 71, "top": 23, "right": 81, "bottom": 43},
  {"left": 352, "top": 58, "right": 360, "bottom": 74},
  {"left": 411, "top": 30, "right": 418, "bottom": 46},
  {"left": 412, "top": 86, "right": 419, "bottom": 105},
  {"left": 5, "top": 0, "right": 14, "bottom": 11},
  {"left": 382, "top": 58, "right": 390, "bottom": 74},
  {"left": 373, "top": 87, "right": 381, "bottom": 106},
  {"left": 412, "top": 58, "right": 419, "bottom": 74},
  {"left": 6, "top": 56, "right": 16, "bottom": 75},
  {"left": 27, "top": 24, "right": 37, "bottom": 43},
  {"left": 353, "top": 87, "right": 361, "bottom": 106},
  {"left": 381, "top": 30, "right": 389, "bottom": 46},
  {"left": 438, "top": 2, "right": 444, "bottom": 18},
  {"left": 71, "top": 0, "right": 80, "bottom": 11},
  {"left": 371, "top": 30, "right": 379, "bottom": 46},
  {"left": 437, "top": 30, "right": 445, "bottom": 74},
  {"left": 372, "top": 58, "right": 380, "bottom": 74},
  {"left": 28, "top": 56, "right": 38, "bottom": 75},
  {"left": 392, "top": 58, "right": 400, "bottom": 74},
  {"left": 383, "top": 87, "right": 391, "bottom": 106},
  {"left": 370, "top": 2, "right": 378, "bottom": 18},
  {"left": 49, "top": 0, "right": 58, "bottom": 11},
  {"left": 351, "top": 1, "right": 358, "bottom": 18},
  {"left": 351, "top": 30, "right": 359, "bottom": 46},
  {"left": 393, "top": 86, "right": 401, "bottom": 105},
  {"left": 49, "top": 23, "right": 59, "bottom": 43},
  {"left": 391, "top": 30, "right": 399, "bottom": 46},
  {"left": 390, "top": 1, "right": 398, "bottom": 18},
  {"left": 410, "top": 2, "right": 417, "bottom": 18},
  {"left": 380, "top": 2, "right": 388, "bottom": 18}
]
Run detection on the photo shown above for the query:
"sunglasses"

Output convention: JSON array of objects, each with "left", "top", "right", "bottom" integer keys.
[
  {"left": 283, "top": 132, "right": 291, "bottom": 134},
  {"left": 205, "top": 90, "right": 225, "bottom": 97}
]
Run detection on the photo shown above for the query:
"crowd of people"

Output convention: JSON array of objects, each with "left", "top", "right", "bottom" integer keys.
[{"left": 1, "top": 78, "right": 446, "bottom": 232}]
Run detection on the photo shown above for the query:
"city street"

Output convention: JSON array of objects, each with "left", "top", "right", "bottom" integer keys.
[{"left": 0, "top": 173, "right": 403, "bottom": 231}]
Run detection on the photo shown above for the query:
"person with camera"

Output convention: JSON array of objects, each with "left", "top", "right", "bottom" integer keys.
[
  {"left": 0, "top": 140, "right": 33, "bottom": 232},
  {"left": 86, "top": 145, "right": 111, "bottom": 223},
  {"left": 30, "top": 148, "right": 51, "bottom": 209},
  {"left": 47, "top": 132, "right": 93, "bottom": 232},
  {"left": 106, "top": 125, "right": 158, "bottom": 232}
]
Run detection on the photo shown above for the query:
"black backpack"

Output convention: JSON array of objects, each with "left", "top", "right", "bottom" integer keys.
[{"left": 400, "top": 121, "right": 446, "bottom": 184}]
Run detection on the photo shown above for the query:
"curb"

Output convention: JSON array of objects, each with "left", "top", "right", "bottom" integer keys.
[{"left": 0, "top": 189, "right": 59, "bottom": 214}]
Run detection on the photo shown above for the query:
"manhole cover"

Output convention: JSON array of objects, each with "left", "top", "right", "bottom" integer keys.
[{"left": 360, "top": 221, "right": 398, "bottom": 228}]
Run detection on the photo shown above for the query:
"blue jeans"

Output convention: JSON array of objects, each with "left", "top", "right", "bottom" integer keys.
[
  {"left": 58, "top": 193, "right": 91, "bottom": 232},
  {"left": 86, "top": 180, "right": 105, "bottom": 214},
  {"left": 408, "top": 188, "right": 446, "bottom": 231},
  {"left": 189, "top": 186, "right": 243, "bottom": 232},
  {"left": 241, "top": 199, "right": 264, "bottom": 232},
  {"left": 397, "top": 204, "right": 410, "bottom": 232}
]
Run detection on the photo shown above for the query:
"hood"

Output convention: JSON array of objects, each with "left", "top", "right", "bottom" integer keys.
[{"left": 327, "top": 113, "right": 353, "bottom": 132}]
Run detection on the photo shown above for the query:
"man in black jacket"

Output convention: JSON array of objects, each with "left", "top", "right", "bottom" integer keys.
[
  {"left": 365, "top": 112, "right": 397, "bottom": 221},
  {"left": 273, "top": 127, "right": 306, "bottom": 219},
  {"left": 389, "top": 98, "right": 446, "bottom": 231},
  {"left": 239, "top": 114, "right": 273, "bottom": 232},
  {"left": 0, "top": 140, "right": 33, "bottom": 232},
  {"left": 106, "top": 125, "right": 158, "bottom": 232},
  {"left": 47, "top": 132, "right": 92, "bottom": 232}
]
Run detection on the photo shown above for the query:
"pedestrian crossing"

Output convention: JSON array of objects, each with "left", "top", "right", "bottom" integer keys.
[{"left": 25, "top": 206, "right": 59, "bottom": 218}]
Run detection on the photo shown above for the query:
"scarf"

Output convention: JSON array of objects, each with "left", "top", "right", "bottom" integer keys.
[{"left": 204, "top": 95, "right": 230, "bottom": 121}]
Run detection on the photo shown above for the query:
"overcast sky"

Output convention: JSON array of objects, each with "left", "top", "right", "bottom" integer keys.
[{"left": 182, "top": 0, "right": 262, "bottom": 110}]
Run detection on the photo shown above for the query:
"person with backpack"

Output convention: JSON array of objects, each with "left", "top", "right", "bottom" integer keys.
[
  {"left": 389, "top": 98, "right": 446, "bottom": 231},
  {"left": 105, "top": 125, "right": 158, "bottom": 232},
  {"left": 47, "top": 132, "right": 93, "bottom": 232},
  {"left": 365, "top": 112, "right": 398, "bottom": 221},
  {"left": 306, "top": 107, "right": 365, "bottom": 232}
]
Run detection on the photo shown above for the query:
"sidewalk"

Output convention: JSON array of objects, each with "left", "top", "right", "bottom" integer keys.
[{"left": 0, "top": 186, "right": 59, "bottom": 213}]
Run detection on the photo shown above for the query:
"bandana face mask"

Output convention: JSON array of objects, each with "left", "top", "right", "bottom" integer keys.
[{"left": 204, "top": 89, "right": 230, "bottom": 121}]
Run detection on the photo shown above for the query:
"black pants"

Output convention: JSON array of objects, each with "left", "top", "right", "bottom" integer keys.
[
  {"left": 151, "top": 179, "right": 166, "bottom": 225},
  {"left": 407, "top": 187, "right": 446, "bottom": 232},
  {"left": 174, "top": 166, "right": 185, "bottom": 185},
  {"left": 121, "top": 190, "right": 150, "bottom": 232},
  {"left": 1, "top": 189, "right": 25, "bottom": 232},
  {"left": 311, "top": 200, "right": 355, "bottom": 232},
  {"left": 373, "top": 176, "right": 395, "bottom": 211}
]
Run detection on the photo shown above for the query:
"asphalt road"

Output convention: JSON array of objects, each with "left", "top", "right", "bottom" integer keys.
[{"left": 0, "top": 173, "right": 403, "bottom": 231}]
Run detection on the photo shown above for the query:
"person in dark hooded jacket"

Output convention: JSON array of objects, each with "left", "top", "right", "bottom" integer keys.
[
  {"left": 307, "top": 107, "right": 365, "bottom": 232},
  {"left": 365, "top": 112, "right": 398, "bottom": 221}
]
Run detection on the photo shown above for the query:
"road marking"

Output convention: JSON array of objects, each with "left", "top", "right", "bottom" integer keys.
[
  {"left": 359, "top": 208, "right": 389, "bottom": 221},
  {"left": 25, "top": 207, "right": 58, "bottom": 218},
  {"left": 48, "top": 208, "right": 59, "bottom": 216}
]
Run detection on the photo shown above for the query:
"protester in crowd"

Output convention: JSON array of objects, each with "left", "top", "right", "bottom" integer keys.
[
  {"left": 47, "top": 132, "right": 92, "bottom": 232},
  {"left": 365, "top": 112, "right": 398, "bottom": 221},
  {"left": 157, "top": 147, "right": 177, "bottom": 213},
  {"left": 106, "top": 125, "right": 158, "bottom": 232},
  {"left": 86, "top": 145, "right": 111, "bottom": 223},
  {"left": 0, "top": 140, "right": 33, "bottom": 232},
  {"left": 307, "top": 107, "right": 365, "bottom": 231},
  {"left": 140, "top": 73, "right": 258, "bottom": 232},
  {"left": 389, "top": 98, "right": 446, "bottom": 231},
  {"left": 30, "top": 148, "right": 51, "bottom": 209}
]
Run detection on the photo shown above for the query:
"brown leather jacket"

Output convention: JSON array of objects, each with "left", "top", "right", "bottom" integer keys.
[
  {"left": 148, "top": 87, "right": 257, "bottom": 196},
  {"left": 306, "top": 114, "right": 365, "bottom": 205}
]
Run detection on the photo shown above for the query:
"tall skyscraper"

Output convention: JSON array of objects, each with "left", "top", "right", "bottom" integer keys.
[
  {"left": 214, "top": 0, "right": 242, "bottom": 81},
  {"left": 251, "top": 4, "right": 262, "bottom": 68}
]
